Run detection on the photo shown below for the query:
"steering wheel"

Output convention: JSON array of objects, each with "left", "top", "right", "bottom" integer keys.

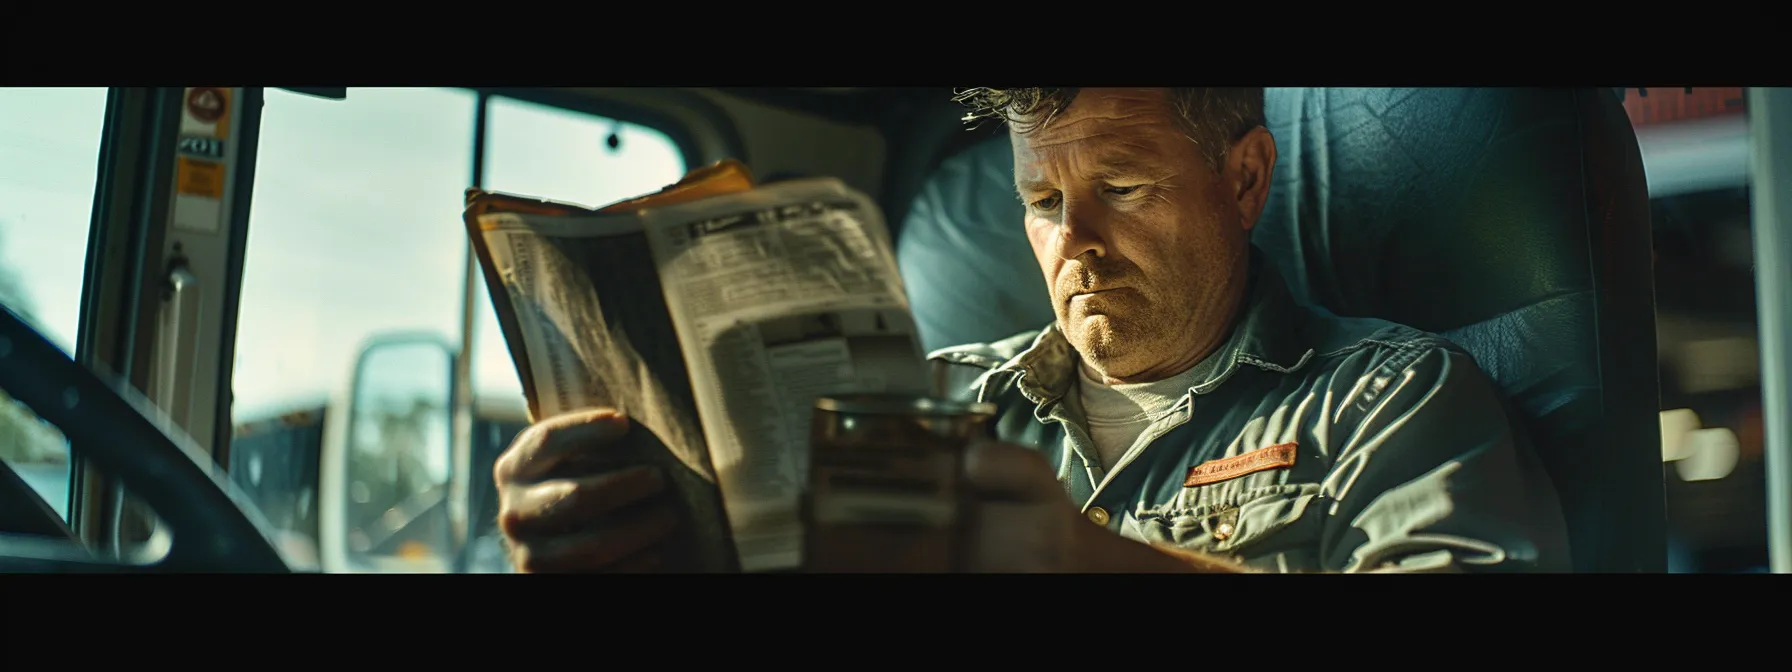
[{"left": 0, "top": 306, "right": 290, "bottom": 572}]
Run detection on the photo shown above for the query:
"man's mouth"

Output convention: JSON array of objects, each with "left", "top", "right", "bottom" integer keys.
[{"left": 1069, "top": 287, "right": 1127, "bottom": 307}]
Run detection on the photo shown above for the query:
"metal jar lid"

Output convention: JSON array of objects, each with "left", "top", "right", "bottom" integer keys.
[{"left": 813, "top": 394, "right": 996, "bottom": 417}]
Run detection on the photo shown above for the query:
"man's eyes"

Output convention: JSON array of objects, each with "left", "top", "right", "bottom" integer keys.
[{"left": 1027, "top": 186, "right": 1142, "bottom": 211}]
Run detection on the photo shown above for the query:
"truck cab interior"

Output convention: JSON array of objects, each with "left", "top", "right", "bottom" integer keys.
[{"left": 0, "top": 86, "right": 1779, "bottom": 573}]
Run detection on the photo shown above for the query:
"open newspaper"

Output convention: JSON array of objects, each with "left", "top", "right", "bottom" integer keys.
[{"left": 463, "top": 162, "right": 932, "bottom": 573}]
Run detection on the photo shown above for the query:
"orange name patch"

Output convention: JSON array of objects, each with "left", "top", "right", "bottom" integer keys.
[{"left": 1183, "top": 442, "right": 1298, "bottom": 487}]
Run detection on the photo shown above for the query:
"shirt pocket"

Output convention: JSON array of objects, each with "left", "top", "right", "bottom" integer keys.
[{"left": 1131, "top": 482, "right": 1327, "bottom": 561}]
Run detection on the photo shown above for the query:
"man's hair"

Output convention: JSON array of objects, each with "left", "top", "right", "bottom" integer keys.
[{"left": 953, "top": 87, "right": 1266, "bottom": 171}]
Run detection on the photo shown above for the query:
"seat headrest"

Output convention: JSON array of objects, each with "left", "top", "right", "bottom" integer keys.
[
  {"left": 897, "top": 136, "right": 1052, "bottom": 353},
  {"left": 1258, "top": 89, "right": 1609, "bottom": 332}
]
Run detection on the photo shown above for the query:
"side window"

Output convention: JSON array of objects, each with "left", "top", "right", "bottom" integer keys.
[
  {"left": 232, "top": 88, "right": 478, "bottom": 566},
  {"left": 0, "top": 87, "right": 110, "bottom": 520},
  {"left": 1625, "top": 87, "right": 1768, "bottom": 573},
  {"left": 230, "top": 88, "right": 690, "bottom": 571}
]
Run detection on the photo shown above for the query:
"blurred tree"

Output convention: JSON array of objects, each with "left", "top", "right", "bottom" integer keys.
[
  {"left": 0, "top": 388, "right": 66, "bottom": 464},
  {"left": 0, "top": 222, "right": 38, "bottom": 329},
  {"left": 0, "top": 221, "right": 62, "bottom": 465}
]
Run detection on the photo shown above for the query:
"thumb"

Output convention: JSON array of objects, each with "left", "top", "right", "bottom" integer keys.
[{"left": 963, "top": 440, "right": 1063, "bottom": 503}]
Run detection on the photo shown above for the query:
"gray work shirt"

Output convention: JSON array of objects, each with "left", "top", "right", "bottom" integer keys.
[{"left": 927, "top": 257, "right": 1572, "bottom": 573}]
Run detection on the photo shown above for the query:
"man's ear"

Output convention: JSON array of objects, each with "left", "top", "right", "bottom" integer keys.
[{"left": 1225, "top": 127, "right": 1277, "bottom": 231}]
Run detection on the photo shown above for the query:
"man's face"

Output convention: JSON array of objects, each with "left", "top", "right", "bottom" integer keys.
[{"left": 1012, "top": 88, "right": 1274, "bottom": 382}]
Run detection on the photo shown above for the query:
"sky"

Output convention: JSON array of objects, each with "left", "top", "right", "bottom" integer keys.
[
  {"left": 0, "top": 88, "right": 106, "bottom": 354},
  {"left": 0, "top": 86, "right": 688, "bottom": 450}
]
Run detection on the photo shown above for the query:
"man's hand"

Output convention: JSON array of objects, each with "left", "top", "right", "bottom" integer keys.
[
  {"left": 493, "top": 409, "right": 682, "bottom": 573},
  {"left": 960, "top": 441, "right": 1241, "bottom": 573},
  {"left": 959, "top": 440, "right": 1089, "bottom": 572}
]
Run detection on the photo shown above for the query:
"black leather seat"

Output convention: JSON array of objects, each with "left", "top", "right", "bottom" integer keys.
[{"left": 898, "top": 87, "right": 1664, "bottom": 573}]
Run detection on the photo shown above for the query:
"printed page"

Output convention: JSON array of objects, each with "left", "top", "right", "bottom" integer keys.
[
  {"left": 471, "top": 208, "right": 735, "bottom": 572},
  {"left": 640, "top": 178, "right": 931, "bottom": 572}
]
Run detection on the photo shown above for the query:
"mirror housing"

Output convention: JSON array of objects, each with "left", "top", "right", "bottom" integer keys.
[{"left": 318, "top": 332, "right": 458, "bottom": 573}]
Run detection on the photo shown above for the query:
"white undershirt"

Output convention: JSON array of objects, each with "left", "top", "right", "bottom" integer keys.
[{"left": 1071, "top": 363, "right": 1204, "bottom": 470}]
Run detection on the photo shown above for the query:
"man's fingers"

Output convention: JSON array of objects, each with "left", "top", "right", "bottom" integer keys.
[
  {"left": 963, "top": 440, "right": 1064, "bottom": 504},
  {"left": 498, "top": 466, "right": 666, "bottom": 539},
  {"left": 509, "top": 504, "right": 681, "bottom": 573},
  {"left": 495, "top": 409, "right": 630, "bottom": 483}
]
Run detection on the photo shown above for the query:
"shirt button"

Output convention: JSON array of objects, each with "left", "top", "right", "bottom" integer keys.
[
  {"left": 1213, "top": 522, "right": 1236, "bottom": 541},
  {"left": 1087, "top": 507, "right": 1111, "bottom": 526}
]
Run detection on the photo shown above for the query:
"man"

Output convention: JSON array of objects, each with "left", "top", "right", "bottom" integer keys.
[{"left": 492, "top": 87, "right": 1573, "bottom": 573}]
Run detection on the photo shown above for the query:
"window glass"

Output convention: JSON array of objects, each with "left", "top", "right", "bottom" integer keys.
[
  {"left": 1628, "top": 87, "right": 1768, "bottom": 573},
  {"left": 0, "top": 86, "right": 109, "bottom": 520},
  {"left": 230, "top": 89, "right": 689, "bottom": 572},
  {"left": 232, "top": 87, "right": 477, "bottom": 566}
]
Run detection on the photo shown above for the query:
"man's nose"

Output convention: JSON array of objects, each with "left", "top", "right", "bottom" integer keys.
[{"left": 1056, "top": 196, "right": 1108, "bottom": 260}]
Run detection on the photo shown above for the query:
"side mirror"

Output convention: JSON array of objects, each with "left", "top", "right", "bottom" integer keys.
[{"left": 321, "top": 333, "right": 457, "bottom": 573}]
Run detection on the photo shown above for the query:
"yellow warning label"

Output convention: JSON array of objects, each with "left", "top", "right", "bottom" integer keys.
[{"left": 177, "top": 158, "right": 225, "bottom": 199}]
